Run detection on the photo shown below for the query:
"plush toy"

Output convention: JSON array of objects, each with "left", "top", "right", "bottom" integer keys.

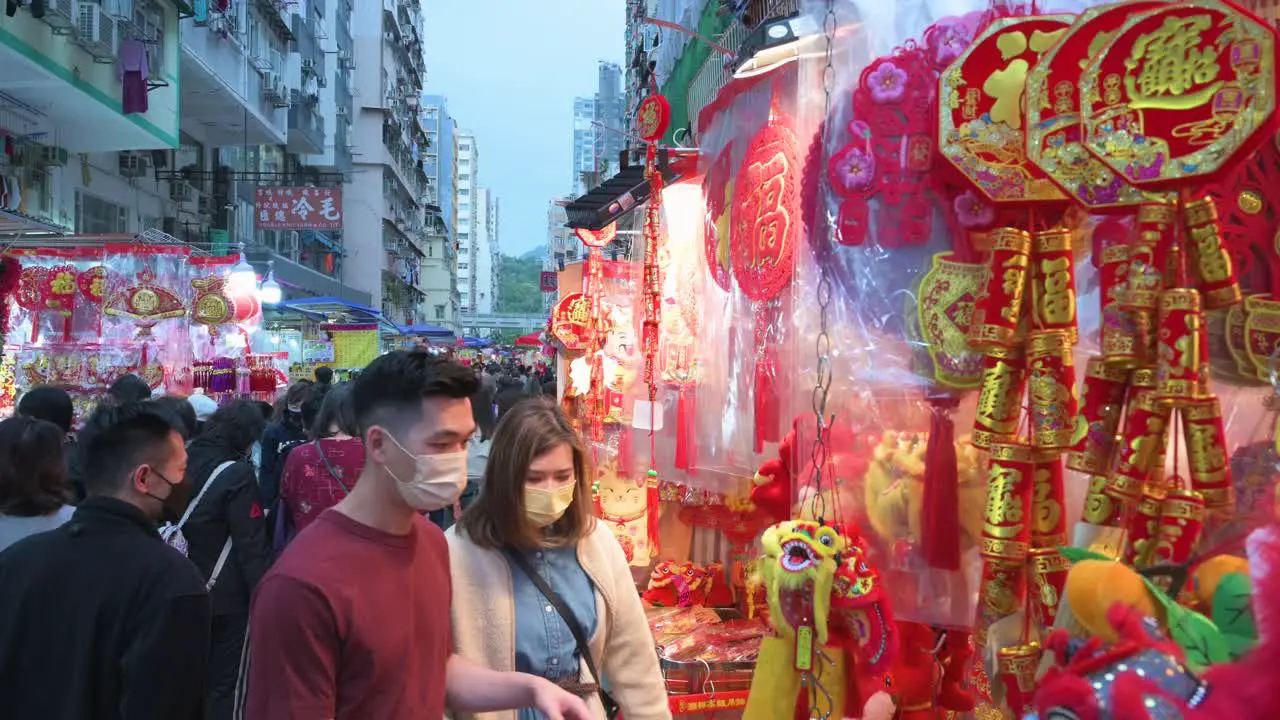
[
  {"left": 1031, "top": 525, "right": 1280, "bottom": 720},
  {"left": 744, "top": 520, "right": 898, "bottom": 720},
  {"left": 642, "top": 561, "right": 680, "bottom": 607}
]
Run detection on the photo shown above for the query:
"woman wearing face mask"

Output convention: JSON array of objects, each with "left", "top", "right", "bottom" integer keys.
[
  {"left": 448, "top": 399, "right": 670, "bottom": 720},
  {"left": 181, "top": 399, "right": 273, "bottom": 720}
]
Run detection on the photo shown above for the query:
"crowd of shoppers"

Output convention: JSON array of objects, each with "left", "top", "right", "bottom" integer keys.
[{"left": 0, "top": 353, "right": 668, "bottom": 720}]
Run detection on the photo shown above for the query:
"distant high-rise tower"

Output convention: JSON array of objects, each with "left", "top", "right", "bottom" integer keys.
[
  {"left": 594, "top": 62, "right": 625, "bottom": 174},
  {"left": 571, "top": 97, "right": 597, "bottom": 194}
]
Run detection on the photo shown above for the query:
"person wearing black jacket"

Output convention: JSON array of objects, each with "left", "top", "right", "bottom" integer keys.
[
  {"left": 182, "top": 399, "right": 272, "bottom": 720},
  {"left": 257, "top": 382, "right": 311, "bottom": 507},
  {"left": 0, "top": 401, "right": 210, "bottom": 720}
]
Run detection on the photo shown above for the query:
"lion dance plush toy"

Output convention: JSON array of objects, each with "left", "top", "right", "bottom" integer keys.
[
  {"left": 743, "top": 520, "right": 898, "bottom": 720},
  {"left": 1030, "top": 524, "right": 1280, "bottom": 720}
]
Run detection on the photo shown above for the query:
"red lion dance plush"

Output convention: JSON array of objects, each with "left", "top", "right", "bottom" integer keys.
[{"left": 1031, "top": 525, "right": 1280, "bottom": 720}]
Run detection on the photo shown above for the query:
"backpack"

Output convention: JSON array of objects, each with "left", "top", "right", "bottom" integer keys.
[
  {"left": 159, "top": 460, "right": 236, "bottom": 591},
  {"left": 271, "top": 441, "right": 349, "bottom": 553}
]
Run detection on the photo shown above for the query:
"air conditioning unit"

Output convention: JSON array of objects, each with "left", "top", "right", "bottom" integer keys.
[
  {"left": 75, "top": 5, "right": 118, "bottom": 60},
  {"left": 37, "top": 0, "right": 77, "bottom": 31},
  {"left": 338, "top": 51, "right": 354, "bottom": 69},
  {"left": 336, "top": 106, "right": 347, "bottom": 117},
  {"left": 169, "top": 182, "right": 194, "bottom": 204},
  {"left": 197, "top": 196, "right": 214, "bottom": 216},
  {"left": 38, "top": 146, "right": 70, "bottom": 168},
  {"left": 117, "top": 152, "right": 147, "bottom": 178},
  {"left": 383, "top": 31, "right": 394, "bottom": 43}
]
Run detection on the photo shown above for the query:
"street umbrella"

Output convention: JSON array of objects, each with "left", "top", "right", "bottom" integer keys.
[{"left": 513, "top": 332, "right": 542, "bottom": 347}]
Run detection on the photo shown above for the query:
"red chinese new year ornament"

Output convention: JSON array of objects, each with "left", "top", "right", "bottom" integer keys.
[
  {"left": 730, "top": 114, "right": 800, "bottom": 301},
  {"left": 77, "top": 265, "right": 107, "bottom": 305},
  {"left": 551, "top": 292, "right": 592, "bottom": 352},
  {"left": 1024, "top": 1, "right": 1165, "bottom": 211},
  {"left": 41, "top": 264, "right": 77, "bottom": 317},
  {"left": 1080, "top": 1, "right": 1279, "bottom": 189},
  {"left": 636, "top": 95, "right": 671, "bottom": 143},
  {"left": 938, "top": 15, "right": 1075, "bottom": 204},
  {"left": 575, "top": 224, "right": 616, "bottom": 249}
]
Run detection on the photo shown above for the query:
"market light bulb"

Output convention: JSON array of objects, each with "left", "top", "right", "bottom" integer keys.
[
  {"left": 260, "top": 262, "right": 283, "bottom": 305},
  {"left": 229, "top": 251, "right": 257, "bottom": 293}
]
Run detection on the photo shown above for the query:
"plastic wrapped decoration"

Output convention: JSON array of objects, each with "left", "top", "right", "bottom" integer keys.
[
  {"left": 690, "top": 58, "right": 804, "bottom": 478},
  {"left": 187, "top": 255, "right": 238, "bottom": 358},
  {"left": 658, "top": 180, "right": 706, "bottom": 474},
  {"left": 101, "top": 244, "right": 191, "bottom": 383}
]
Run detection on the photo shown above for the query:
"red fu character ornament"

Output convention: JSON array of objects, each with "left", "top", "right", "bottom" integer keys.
[{"left": 732, "top": 110, "right": 800, "bottom": 451}]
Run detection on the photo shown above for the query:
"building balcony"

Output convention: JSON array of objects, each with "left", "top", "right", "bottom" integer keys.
[
  {"left": 0, "top": 0, "right": 182, "bottom": 152},
  {"left": 179, "top": 13, "right": 289, "bottom": 145},
  {"left": 287, "top": 99, "right": 325, "bottom": 155}
]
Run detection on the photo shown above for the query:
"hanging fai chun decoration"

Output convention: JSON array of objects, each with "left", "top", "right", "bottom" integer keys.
[
  {"left": 638, "top": 93, "right": 669, "bottom": 558},
  {"left": 732, "top": 105, "right": 800, "bottom": 452}
]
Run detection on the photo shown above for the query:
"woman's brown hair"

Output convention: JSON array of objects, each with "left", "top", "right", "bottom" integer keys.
[{"left": 457, "top": 398, "right": 595, "bottom": 550}]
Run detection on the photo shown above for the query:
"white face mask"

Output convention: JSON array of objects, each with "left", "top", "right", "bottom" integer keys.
[{"left": 382, "top": 431, "right": 468, "bottom": 511}]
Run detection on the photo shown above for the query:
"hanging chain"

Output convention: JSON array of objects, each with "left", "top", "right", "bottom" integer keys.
[{"left": 807, "top": 0, "right": 839, "bottom": 526}]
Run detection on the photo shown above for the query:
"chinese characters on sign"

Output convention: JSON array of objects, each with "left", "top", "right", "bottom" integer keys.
[
  {"left": 254, "top": 186, "right": 344, "bottom": 230},
  {"left": 540, "top": 271, "right": 558, "bottom": 292}
]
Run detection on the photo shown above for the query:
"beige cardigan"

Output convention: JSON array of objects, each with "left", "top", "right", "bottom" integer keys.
[{"left": 445, "top": 522, "right": 672, "bottom": 720}]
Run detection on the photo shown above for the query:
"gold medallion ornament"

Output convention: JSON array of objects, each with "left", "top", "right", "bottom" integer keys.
[
  {"left": 190, "top": 275, "right": 233, "bottom": 329},
  {"left": 1080, "top": 0, "right": 1279, "bottom": 189},
  {"left": 1025, "top": 1, "right": 1167, "bottom": 211}
]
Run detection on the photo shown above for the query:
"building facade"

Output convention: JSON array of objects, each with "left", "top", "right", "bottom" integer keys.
[
  {"left": 454, "top": 131, "right": 477, "bottom": 315},
  {"left": 342, "top": 0, "right": 431, "bottom": 326},
  {"left": 594, "top": 61, "right": 625, "bottom": 173},
  {"left": 0, "top": 0, "right": 375, "bottom": 305},
  {"left": 542, "top": 196, "right": 575, "bottom": 312},
  {"left": 570, "top": 96, "right": 596, "bottom": 195},
  {"left": 418, "top": 94, "right": 459, "bottom": 329},
  {"left": 469, "top": 187, "right": 498, "bottom": 316}
]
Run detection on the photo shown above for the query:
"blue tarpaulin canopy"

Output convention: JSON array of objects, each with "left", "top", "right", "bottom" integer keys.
[
  {"left": 461, "top": 336, "right": 492, "bottom": 348},
  {"left": 399, "top": 323, "right": 456, "bottom": 340}
]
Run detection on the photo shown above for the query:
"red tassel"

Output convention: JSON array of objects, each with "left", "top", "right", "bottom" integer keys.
[
  {"left": 921, "top": 393, "right": 962, "bottom": 571},
  {"left": 646, "top": 469, "right": 661, "bottom": 556},
  {"left": 754, "top": 349, "right": 780, "bottom": 453},
  {"left": 686, "top": 390, "right": 698, "bottom": 475},
  {"left": 675, "top": 391, "right": 689, "bottom": 470},
  {"left": 617, "top": 428, "right": 633, "bottom": 477}
]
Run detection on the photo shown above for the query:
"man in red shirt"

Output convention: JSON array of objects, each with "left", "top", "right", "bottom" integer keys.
[{"left": 242, "top": 351, "right": 591, "bottom": 720}]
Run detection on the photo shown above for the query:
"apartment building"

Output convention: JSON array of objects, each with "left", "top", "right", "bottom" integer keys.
[
  {"left": 343, "top": 0, "right": 431, "bottom": 326},
  {"left": 542, "top": 196, "right": 575, "bottom": 312},
  {"left": 419, "top": 94, "right": 459, "bottom": 329},
  {"left": 0, "top": 0, "right": 371, "bottom": 305}
]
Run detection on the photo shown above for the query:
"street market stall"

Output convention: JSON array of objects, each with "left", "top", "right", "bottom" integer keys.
[{"left": 551, "top": 0, "right": 1280, "bottom": 717}]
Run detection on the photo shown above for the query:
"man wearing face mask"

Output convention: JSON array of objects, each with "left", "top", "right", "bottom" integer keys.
[
  {"left": 241, "top": 351, "right": 593, "bottom": 720},
  {"left": 0, "top": 401, "right": 211, "bottom": 720}
]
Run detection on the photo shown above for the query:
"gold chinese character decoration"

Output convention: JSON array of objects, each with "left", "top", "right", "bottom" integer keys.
[{"left": 1081, "top": 0, "right": 1278, "bottom": 187}]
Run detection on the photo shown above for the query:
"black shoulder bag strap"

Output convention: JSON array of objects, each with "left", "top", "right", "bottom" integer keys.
[
  {"left": 313, "top": 440, "right": 351, "bottom": 495},
  {"left": 505, "top": 549, "right": 620, "bottom": 718}
]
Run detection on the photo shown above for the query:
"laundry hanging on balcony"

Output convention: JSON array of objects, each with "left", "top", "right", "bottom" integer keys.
[{"left": 117, "top": 39, "right": 150, "bottom": 115}]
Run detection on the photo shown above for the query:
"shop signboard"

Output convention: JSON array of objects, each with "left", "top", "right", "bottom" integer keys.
[{"left": 254, "top": 186, "right": 344, "bottom": 230}]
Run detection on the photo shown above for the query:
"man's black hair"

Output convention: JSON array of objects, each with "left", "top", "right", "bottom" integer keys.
[
  {"left": 16, "top": 385, "right": 75, "bottom": 435},
  {"left": 78, "top": 401, "right": 183, "bottom": 496},
  {"left": 202, "top": 399, "right": 269, "bottom": 454},
  {"left": 352, "top": 351, "right": 478, "bottom": 433},
  {"left": 314, "top": 366, "right": 334, "bottom": 385},
  {"left": 108, "top": 374, "right": 153, "bottom": 404}
]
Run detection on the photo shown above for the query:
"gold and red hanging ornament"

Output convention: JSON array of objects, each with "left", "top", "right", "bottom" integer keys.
[
  {"left": 575, "top": 224, "right": 613, "bottom": 444},
  {"left": 550, "top": 291, "right": 592, "bottom": 353},
  {"left": 103, "top": 263, "right": 187, "bottom": 338},
  {"left": 731, "top": 104, "right": 800, "bottom": 452},
  {"left": 939, "top": 14, "right": 1085, "bottom": 652},
  {"left": 638, "top": 93, "right": 670, "bottom": 558},
  {"left": 189, "top": 256, "right": 237, "bottom": 346}
]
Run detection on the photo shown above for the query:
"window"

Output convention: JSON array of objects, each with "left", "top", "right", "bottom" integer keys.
[
  {"left": 434, "top": 304, "right": 445, "bottom": 319},
  {"left": 459, "top": 263, "right": 469, "bottom": 269},
  {"left": 76, "top": 192, "right": 127, "bottom": 235},
  {"left": 458, "top": 189, "right": 469, "bottom": 196},
  {"left": 458, "top": 233, "right": 469, "bottom": 240},
  {"left": 459, "top": 174, "right": 470, "bottom": 181}
]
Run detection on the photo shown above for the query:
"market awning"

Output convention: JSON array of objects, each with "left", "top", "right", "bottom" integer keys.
[
  {"left": 0, "top": 209, "right": 71, "bottom": 240},
  {"left": 281, "top": 297, "right": 401, "bottom": 335},
  {"left": 400, "top": 323, "right": 456, "bottom": 340},
  {"left": 461, "top": 336, "right": 492, "bottom": 348},
  {"left": 563, "top": 148, "right": 693, "bottom": 231}
]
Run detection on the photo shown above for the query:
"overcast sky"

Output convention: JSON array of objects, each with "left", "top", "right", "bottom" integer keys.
[{"left": 422, "top": 1, "right": 626, "bottom": 256}]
